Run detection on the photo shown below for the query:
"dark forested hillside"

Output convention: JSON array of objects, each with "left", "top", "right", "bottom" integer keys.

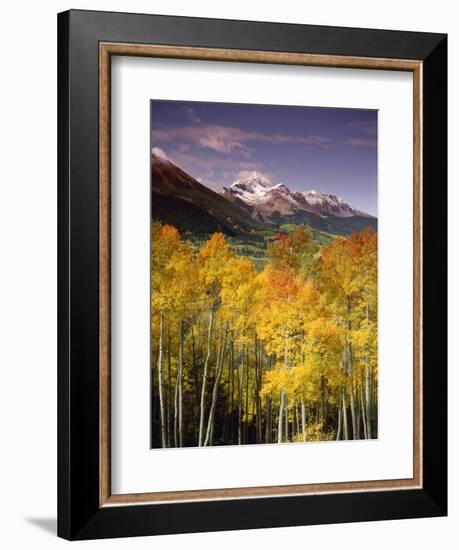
[
  {"left": 269, "top": 210, "right": 377, "bottom": 236},
  {"left": 151, "top": 154, "right": 377, "bottom": 240},
  {"left": 151, "top": 153, "right": 269, "bottom": 238}
]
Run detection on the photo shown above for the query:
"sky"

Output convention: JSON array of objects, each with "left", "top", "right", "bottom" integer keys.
[{"left": 150, "top": 100, "right": 378, "bottom": 216}]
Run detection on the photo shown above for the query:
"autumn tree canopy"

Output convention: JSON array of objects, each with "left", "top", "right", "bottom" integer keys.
[{"left": 151, "top": 223, "right": 378, "bottom": 447}]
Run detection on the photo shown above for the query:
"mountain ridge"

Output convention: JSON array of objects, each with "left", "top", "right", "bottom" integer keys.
[
  {"left": 151, "top": 155, "right": 377, "bottom": 239},
  {"left": 220, "top": 171, "right": 375, "bottom": 221}
]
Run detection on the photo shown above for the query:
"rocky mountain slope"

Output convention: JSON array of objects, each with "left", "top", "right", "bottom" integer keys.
[
  {"left": 151, "top": 156, "right": 377, "bottom": 238},
  {"left": 151, "top": 154, "right": 268, "bottom": 238},
  {"left": 221, "top": 171, "right": 374, "bottom": 220}
]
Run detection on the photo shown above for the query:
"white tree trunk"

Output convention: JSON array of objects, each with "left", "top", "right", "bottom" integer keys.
[
  {"left": 178, "top": 321, "right": 184, "bottom": 447},
  {"left": 342, "top": 387, "right": 349, "bottom": 440},
  {"left": 349, "top": 383, "right": 358, "bottom": 439},
  {"left": 336, "top": 394, "right": 342, "bottom": 441},
  {"left": 277, "top": 390, "right": 285, "bottom": 443},
  {"left": 301, "top": 399, "right": 306, "bottom": 442},
  {"left": 360, "top": 368, "right": 368, "bottom": 439},
  {"left": 237, "top": 348, "right": 243, "bottom": 445},
  {"left": 198, "top": 308, "right": 213, "bottom": 446},
  {"left": 365, "top": 365, "right": 372, "bottom": 439},
  {"left": 204, "top": 326, "right": 228, "bottom": 446},
  {"left": 265, "top": 396, "right": 271, "bottom": 444},
  {"left": 157, "top": 311, "right": 167, "bottom": 448}
]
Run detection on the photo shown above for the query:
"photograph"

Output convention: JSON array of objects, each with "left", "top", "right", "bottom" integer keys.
[
  {"left": 51, "top": 6, "right": 447, "bottom": 542},
  {"left": 150, "top": 100, "right": 378, "bottom": 448}
]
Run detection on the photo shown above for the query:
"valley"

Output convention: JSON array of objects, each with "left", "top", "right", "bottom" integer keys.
[{"left": 151, "top": 153, "right": 377, "bottom": 269}]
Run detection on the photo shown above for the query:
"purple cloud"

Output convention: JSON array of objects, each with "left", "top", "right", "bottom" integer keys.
[
  {"left": 348, "top": 121, "right": 377, "bottom": 136},
  {"left": 152, "top": 125, "right": 330, "bottom": 155},
  {"left": 346, "top": 138, "right": 377, "bottom": 147}
]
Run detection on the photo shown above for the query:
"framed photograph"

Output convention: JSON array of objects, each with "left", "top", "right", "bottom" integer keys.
[{"left": 58, "top": 10, "right": 447, "bottom": 540}]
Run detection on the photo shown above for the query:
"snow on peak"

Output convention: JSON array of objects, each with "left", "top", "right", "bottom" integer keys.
[
  {"left": 227, "top": 172, "right": 275, "bottom": 205},
  {"left": 222, "top": 172, "right": 372, "bottom": 218},
  {"left": 152, "top": 147, "right": 170, "bottom": 163},
  {"left": 300, "top": 190, "right": 365, "bottom": 216},
  {"left": 271, "top": 183, "right": 289, "bottom": 191},
  {"left": 231, "top": 171, "right": 272, "bottom": 189}
]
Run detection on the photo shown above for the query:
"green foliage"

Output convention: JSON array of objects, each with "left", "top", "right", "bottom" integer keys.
[{"left": 271, "top": 210, "right": 377, "bottom": 236}]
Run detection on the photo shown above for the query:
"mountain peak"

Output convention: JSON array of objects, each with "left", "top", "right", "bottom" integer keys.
[
  {"left": 221, "top": 172, "right": 374, "bottom": 220},
  {"left": 300, "top": 190, "right": 361, "bottom": 216},
  {"left": 152, "top": 151, "right": 172, "bottom": 166},
  {"left": 231, "top": 171, "right": 272, "bottom": 189}
]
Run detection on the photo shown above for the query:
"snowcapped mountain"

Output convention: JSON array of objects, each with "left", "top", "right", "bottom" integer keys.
[
  {"left": 151, "top": 154, "right": 377, "bottom": 238},
  {"left": 301, "top": 190, "right": 371, "bottom": 218},
  {"left": 221, "top": 171, "right": 374, "bottom": 220},
  {"left": 222, "top": 172, "right": 272, "bottom": 205}
]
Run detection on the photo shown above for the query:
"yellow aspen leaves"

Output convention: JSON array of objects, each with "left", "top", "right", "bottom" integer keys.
[{"left": 151, "top": 223, "right": 378, "bottom": 447}]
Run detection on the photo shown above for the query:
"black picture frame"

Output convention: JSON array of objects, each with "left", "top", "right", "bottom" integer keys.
[{"left": 58, "top": 9, "right": 447, "bottom": 540}]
